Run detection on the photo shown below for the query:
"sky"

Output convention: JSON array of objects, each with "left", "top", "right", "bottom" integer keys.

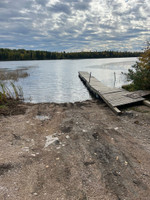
[{"left": 0, "top": 0, "right": 150, "bottom": 52}]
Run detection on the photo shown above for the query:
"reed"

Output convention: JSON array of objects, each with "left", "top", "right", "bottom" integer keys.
[{"left": 0, "top": 81, "right": 23, "bottom": 104}]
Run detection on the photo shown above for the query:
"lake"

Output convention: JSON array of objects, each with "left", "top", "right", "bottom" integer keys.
[{"left": 0, "top": 57, "right": 137, "bottom": 103}]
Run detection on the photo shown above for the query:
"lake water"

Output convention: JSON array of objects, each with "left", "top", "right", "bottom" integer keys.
[{"left": 0, "top": 57, "right": 137, "bottom": 103}]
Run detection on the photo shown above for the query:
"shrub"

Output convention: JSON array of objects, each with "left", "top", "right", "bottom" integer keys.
[{"left": 126, "top": 42, "right": 150, "bottom": 90}]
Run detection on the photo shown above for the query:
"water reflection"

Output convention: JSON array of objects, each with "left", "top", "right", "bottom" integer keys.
[{"left": 0, "top": 58, "right": 137, "bottom": 103}]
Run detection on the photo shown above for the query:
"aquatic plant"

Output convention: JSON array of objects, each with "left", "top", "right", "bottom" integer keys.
[{"left": 0, "top": 81, "right": 23, "bottom": 104}]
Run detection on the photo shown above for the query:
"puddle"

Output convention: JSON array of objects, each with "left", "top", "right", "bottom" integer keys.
[
  {"left": 44, "top": 135, "right": 59, "bottom": 148},
  {"left": 35, "top": 115, "right": 50, "bottom": 121}
]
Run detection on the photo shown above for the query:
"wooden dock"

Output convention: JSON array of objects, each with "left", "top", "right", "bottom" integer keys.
[{"left": 79, "top": 71, "right": 150, "bottom": 114}]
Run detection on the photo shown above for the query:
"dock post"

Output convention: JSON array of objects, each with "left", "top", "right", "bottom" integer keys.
[
  {"left": 114, "top": 72, "right": 116, "bottom": 87},
  {"left": 89, "top": 72, "right": 91, "bottom": 83}
]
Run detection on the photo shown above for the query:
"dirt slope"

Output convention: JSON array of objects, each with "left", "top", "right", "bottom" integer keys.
[{"left": 0, "top": 100, "right": 150, "bottom": 200}]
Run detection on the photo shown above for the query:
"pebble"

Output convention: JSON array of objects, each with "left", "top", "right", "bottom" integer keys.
[
  {"left": 83, "top": 129, "right": 87, "bottom": 132},
  {"left": 114, "top": 127, "right": 119, "bottom": 130},
  {"left": 56, "top": 157, "right": 60, "bottom": 160},
  {"left": 66, "top": 135, "right": 70, "bottom": 139},
  {"left": 125, "top": 161, "right": 128, "bottom": 165},
  {"left": 22, "top": 147, "right": 29, "bottom": 152}
]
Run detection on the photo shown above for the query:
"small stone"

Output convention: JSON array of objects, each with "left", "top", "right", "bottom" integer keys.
[
  {"left": 116, "top": 156, "right": 119, "bottom": 161},
  {"left": 125, "top": 161, "right": 128, "bottom": 165},
  {"left": 94, "top": 153, "right": 97, "bottom": 155},
  {"left": 83, "top": 129, "right": 87, "bottom": 132},
  {"left": 66, "top": 135, "right": 70, "bottom": 139},
  {"left": 56, "top": 157, "right": 60, "bottom": 160},
  {"left": 22, "top": 147, "right": 29, "bottom": 152},
  {"left": 114, "top": 127, "right": 118, "bottom": 130},
  {"left": 46, "top": 165, "right": 49, "bottom": 168},
  {"left": 33, "top": 193, "right": 38, "bottom": 196},
  {"left": 31, "top": 154, "right": 36, "bottom": 157}
]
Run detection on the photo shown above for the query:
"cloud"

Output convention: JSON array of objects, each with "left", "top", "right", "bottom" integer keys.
[
  {"left": 0, "top": 0, "right": 149, "bottom": 51},
  {"left": 47, "top": 2, "right": 71, "bottom": 15}
]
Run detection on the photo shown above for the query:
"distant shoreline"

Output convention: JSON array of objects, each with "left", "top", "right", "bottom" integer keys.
[{"left": 0, "top": 48, "right": 142, "bottom": 61}]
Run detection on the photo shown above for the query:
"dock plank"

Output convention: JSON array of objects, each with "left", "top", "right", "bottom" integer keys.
[{"left": 79, "top": 71, "right": 147, "bottom": 114}]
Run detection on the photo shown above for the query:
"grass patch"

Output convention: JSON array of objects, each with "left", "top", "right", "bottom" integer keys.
[
  {"left": 0, "top": 82, "right": 26, "bottom": 116},
  {"left": 130, "top": 106, "right": 150, "bottom": 113},
  {"left": 122, "top": 83, "right": 137, "bottom": 92},
  {"left": 0, "top": 104, "right": 7, "bottom": 109},
  {"left": 0, "top": 82, "right": 23, "bottom": 105}
]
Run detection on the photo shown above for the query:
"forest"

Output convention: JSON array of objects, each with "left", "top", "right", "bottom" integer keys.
[{"left": 0, "top": 48, "right": 142, "bottom": 61}]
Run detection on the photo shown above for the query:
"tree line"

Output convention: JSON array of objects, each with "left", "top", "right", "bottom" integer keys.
[{"left": 0, "top": 48, "right": 142, "bottom": 61}]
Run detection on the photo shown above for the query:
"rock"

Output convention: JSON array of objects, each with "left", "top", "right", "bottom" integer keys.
[
  {"left": 82, "top": 129, "right": 87, "bottom": 132},
  {"left": 65, "top": 135, "right": 70, "bottom": 139},
  {"left": 22, "top": 147, "right": 29, "bottom": 152},
  {"left": 125, "top": 161, "right": 128, "bottom": 165},
  {"left": 44, "top": 135, "right": 59, "bottom": 148},
  {"left": 35, "top": 115, "right": 50, "bottom": 121}
]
